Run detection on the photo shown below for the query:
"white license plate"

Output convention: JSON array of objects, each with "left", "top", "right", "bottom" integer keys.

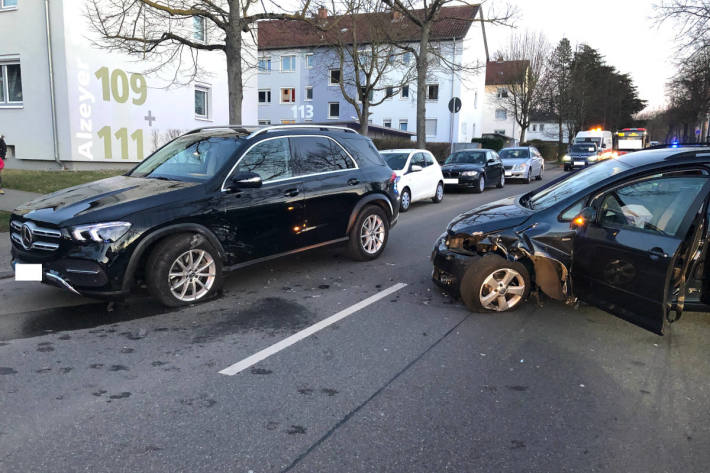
[
  {"left": 444, "top": 178, "right": 459, "bottom": 185},
  {"left": 15, "top": 263, "right": 42, "bottom": 281},
  {"left": 574, "top": 161, "right": 585, "bottom": 167},
  {"left": 505, "top": 171, "right": 512, "bottom": 177}
]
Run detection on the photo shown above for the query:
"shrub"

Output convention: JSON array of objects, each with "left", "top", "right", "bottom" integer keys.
[
  {"left": 471, "top": 137, "right": 504, "bottom": 151},
  {"left": 522, "top": 140, "right": 568, "bottom": 161},
  {"left": 370, "top": 138, "right": 453, "bottom": 163}
]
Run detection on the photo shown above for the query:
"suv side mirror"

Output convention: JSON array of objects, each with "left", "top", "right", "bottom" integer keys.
[
  {"left": 227, "top": 171, "right": 262, "bottom": 191},
  {"left": 410, "top": 164, "right": 423, "bottom": 173},
  {"left": 570, "top": 207, "right": 596, "bottom": 229}
]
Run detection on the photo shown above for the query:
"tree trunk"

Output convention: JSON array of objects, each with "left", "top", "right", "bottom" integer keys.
[
  {"left": 519, "top": 125, "right": 526, "bottom": 144},
  {"left": 558, "top": 117, "right": 564, "bottom": 158},
  {"left": 415, "top": 26, "right": 431, "bottom": 148},
  {"left": 360, "top": 101, "right": 369, "bottom": 137},
  {"left": 226, "top": 4, "right": 243, "bottom": 125}
]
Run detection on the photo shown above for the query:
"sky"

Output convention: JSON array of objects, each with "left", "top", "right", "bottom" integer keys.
[{"left": 485, "top": 0, "right": 679, "bottom": 112}]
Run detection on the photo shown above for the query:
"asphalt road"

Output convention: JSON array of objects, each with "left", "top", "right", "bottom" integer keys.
[{"left": 1, "top": 168, "right": 708, "bottom": 473}]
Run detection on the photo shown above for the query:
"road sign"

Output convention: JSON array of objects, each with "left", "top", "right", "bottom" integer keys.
[{"left": 448, "top": 97, "right": 462, "bottom": 114}]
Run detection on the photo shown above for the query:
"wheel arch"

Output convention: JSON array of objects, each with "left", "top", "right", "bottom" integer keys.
[
  {"left": 121, "top": 223, "right": 225, "bottom": 292},
  {"left": 346, "top": 193, "right": 394, "bottom": 233}
]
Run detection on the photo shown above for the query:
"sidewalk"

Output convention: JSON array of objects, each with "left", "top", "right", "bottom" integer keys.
[
  {"left": 0, "top": 232, "right": 12, "bottom": 277},
  {"left": 0, "top": 188, "right": 41, "bottom": 212}
]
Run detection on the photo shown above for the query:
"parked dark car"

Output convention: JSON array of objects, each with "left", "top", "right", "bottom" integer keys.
[
  {"left": 10, "top": 125, "right": 399, "bottom": 306},
  {"left": 562, "top": 143, "right": 601, "bottom": 171},
  {"left": 432, "top": 146, "right": 710, "bottom": 335},
  {"left": 441, "top": 149, "right": 505, "bottom": 193}
]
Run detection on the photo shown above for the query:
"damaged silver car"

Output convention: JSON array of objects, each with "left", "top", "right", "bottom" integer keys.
[{"left": 432, "top": 146, "right": 710, "bottom": 335}]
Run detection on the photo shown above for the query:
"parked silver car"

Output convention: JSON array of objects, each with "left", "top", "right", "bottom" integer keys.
[{"left": 499, "top": 146, "right": 544, "bottom": 183}]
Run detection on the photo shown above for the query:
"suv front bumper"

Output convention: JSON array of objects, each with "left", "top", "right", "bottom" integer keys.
[{"left": 11, "top": 254, "right": 111, "bottom": 296}]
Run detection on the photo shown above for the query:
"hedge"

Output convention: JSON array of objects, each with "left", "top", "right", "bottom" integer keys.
[
  {"left": 371, "top": 138, "right": 454, "bottom": 163},
  {"left": 521, "top": 140, "right": 568, "bottom": 161},
  {"left": 470, "top": 137, "right": 505, "bottom": 152}
]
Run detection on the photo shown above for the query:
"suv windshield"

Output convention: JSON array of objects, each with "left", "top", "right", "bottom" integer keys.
[
  {"left": 129, "top": 134, "right": 243, "bottom": 182},
  {"left": 525, "top": 159, "right": 630, "bottom": 210},
  {"left": 499, "top": 149, "right": 529, "bottom": 160},
  {"left": 382, "top": 153, "right": 410, "bottom": 171},
  {"left": 444, "top": 151, "right": 486, "bottom": 165},
  {"left": 571, "top": 144, "right": 597, "bottom": 153}
]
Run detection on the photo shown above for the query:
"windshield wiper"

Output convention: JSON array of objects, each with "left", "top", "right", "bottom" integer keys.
[{"left": 148, "top": 175, "right": 182, "bottom": 182}]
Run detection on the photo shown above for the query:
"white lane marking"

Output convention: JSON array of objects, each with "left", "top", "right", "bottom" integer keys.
[{"left": 218, "top": 282, "right": 408, "bottom": 376}]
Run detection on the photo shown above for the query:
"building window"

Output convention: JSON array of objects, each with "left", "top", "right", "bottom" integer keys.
[
  {"left": 280, "top": 87, "right": 295, "bottom": 103},
  {"left": 532, "top": 124, "right": 537, "bottom": 132},
  {"left": 0, "top": 63, "right": 22, "bottom": 105},
  {"left": 497, "top": 87, "right": 508, "bottom": 98},
  {"left": 258, "top": 57, "right": 271, "bottom": 72},
  {"left": 539, "top": 124, "right": 545, "bottom": 131},
  {"left": 193, "top": 16, "right": 206, "bottom": 42},
  {"left": 258, "top": 89, "right": 271, "bottom": 104},
  {"left": 399, "top": 119, "right": 408, "bottom": 131},
  {"left": 383, "top": 119, "right": 392, "bottom": 128},
  {"left": 426, "top": 84, "right": 438, "bottom": 101},
  {"left": 305, "top": 86, "right": 313, "bottom": 101},
  {"left": 305, "top": 54, "right": 314, "bottom": 69},
  {"left": 402, "top": 52, "right": 411, "bottom": 65},
  {"left": 258, "top": 120, "right": 271, "bottom": 125},
  {"left": 385, "top": 86, "right": 394, "bottom": 99},
  {"left": 194, "top": 86, "right": 209, "bottom": 119},
  {"left": 495, "top": 108, "right": 507, "bottom": 120},
  {"left": 1, "top": 0, "right": 18, "bottom": 10},
  {"left": 281, "top": 55, "right": 296, "bottom": 72},
  {"left": 328, "top": 102, "right": 339, "bottom": 119},
  {"left": 329, "top": 69, "right": 341, "bottom": 85},
  {"left": 425, "top": 119, "right": 437, "bottom": 137},
  {"left": 359, "top": 86, "right": 373, "bottom": 102},
  {"left": 400, "top": 85, "right": 409, "bottom": 99}
]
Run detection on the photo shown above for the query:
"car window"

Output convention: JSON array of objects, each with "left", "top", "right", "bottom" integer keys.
[
  {"left": 444, "top": 151, "right": 486, "bottom": 165},
  {"left": 411, "top": 153, "right": 426, "bottom": 168},
  {"left": 424, "top": 153, "right": 435, "bottom": 166},
  {"left": 598, "top": 176, "right": 707, "bottom": 236},
  {"left": 130, "top": 134, "right": 242, "bottom": 182},
  {"left": 382, "top": 153, "right": 409, "bottom": 171},
  {"left": 499, "top": 149, "right": 529, "bottom": 160},
  {"left": 235, "top": 137, "right": 293, "bottom": 182},
  {"left": 559, "top": 199, "right": 585, "bottom": 221},
  {"left": 291, "top": 136, "right": 355, "bottom": 176},
  {"left": 527, "top": 159, "right": 630, "bottom": 210}
]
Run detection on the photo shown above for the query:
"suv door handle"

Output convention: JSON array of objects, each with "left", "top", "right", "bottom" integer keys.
[
  {"left": 284, "top": 188, "right": 300, "bottom": 197},
  {"left": 347, "top": 178, "right": 360, "bottom": 186},
  {"left": 649, "top": 247, "right": 668, "bottom": 261}
]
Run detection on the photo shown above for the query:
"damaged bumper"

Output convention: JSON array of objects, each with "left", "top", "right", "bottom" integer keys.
[{"left": 431, "top": 234, "right": 480, "bottom": 295}]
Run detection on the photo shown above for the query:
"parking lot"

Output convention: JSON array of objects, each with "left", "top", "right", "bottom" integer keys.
[{"left": 1, "top": 166, "right": 708, "bottom": 473}]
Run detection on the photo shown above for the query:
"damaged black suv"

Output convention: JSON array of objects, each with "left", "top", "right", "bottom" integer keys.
[
  {"left": 433, "top": 147, "right": 710, "bottom": 335},
  {"left": 11, "top": 125, "right": 399, "bottom": 306}
]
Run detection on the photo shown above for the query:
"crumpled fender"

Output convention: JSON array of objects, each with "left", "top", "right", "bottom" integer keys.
[{"left": 514, "top": 223, "right": 572, "bottom": 301}]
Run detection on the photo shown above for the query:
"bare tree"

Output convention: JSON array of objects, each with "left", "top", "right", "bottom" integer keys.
[
  {"left": 87, "top": 0, "right": 312, "bottom": 125},
  {"left": 381, "top": 0, "right": 516, "bottom": 147},
  {"left": 305, "top": 1, "right": 416, "bottom": 135},
  {"left": 655, "top": 0, "right": 710, "bottom": 51},
  {"left": 494, "top": 31, "right": 549, "bottom": 143}
]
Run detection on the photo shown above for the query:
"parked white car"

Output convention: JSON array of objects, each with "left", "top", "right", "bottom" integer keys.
[{"left": 380, "top": 149, "right": 445, "bottom": 212}]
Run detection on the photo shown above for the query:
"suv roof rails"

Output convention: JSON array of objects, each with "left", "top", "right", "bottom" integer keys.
[
  {"left": 248, "top": 124, "right": 359, "bottom": 139},
  {"left": 184, "top": 125, "right": 258, "bottom": 135}
]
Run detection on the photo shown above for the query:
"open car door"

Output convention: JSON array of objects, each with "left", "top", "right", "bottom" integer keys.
[{"left": 571, "top": 173, "right": 710, "bottom": 335}]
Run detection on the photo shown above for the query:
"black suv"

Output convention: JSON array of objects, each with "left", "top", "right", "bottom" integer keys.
[
  {"left": 10, "top": 125, "right": 399, "bottom": 306},
  {"left": 432, "top": 146, "right": 710, "bottom": 335}
]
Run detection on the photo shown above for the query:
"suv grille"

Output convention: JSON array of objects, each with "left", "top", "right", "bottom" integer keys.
[{"left": 10, "top": 220, "right": 61, "bottom": 252}]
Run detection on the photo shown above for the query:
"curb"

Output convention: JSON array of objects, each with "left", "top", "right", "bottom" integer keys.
[{"left": 0, "top": 271, "right": 13, "bottom": 280}]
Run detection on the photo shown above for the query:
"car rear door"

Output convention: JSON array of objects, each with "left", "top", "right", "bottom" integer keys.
[
  {"left": 572, "top": 173, "right": 710, "bottom": 334},
  {"left": 291, "top": 135, "right": 360, "bottom": 245},
  {"left": 423, "top": 152, "right": 440, "bottom": 197}
]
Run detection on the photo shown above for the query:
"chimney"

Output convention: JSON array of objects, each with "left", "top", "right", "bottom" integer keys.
[
  {"left": 392, "top": 10, "right": 403, "bottom": 21},
  {"left": 317, "top": 6, "right": 328, "bottom": 19}
]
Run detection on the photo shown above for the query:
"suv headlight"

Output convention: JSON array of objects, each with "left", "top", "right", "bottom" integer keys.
[
  {"left": 562, "top": 155, "right": 571, "bottom": 162},
  {"left": 588, "top": 155, "right": 598, "bottom": 162},
  {"left": 71, "top": 222, "right": 132, "bottom": 242},
  {"left": 461, "top": 170, "right": 479, "bottom": 177}
]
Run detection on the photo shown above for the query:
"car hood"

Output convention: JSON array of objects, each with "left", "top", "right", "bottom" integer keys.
[
  {"left": 441, "top": 163, "right": 485, "bottom": 172},
  {"left": 447, "top": 196, "right": 534, "bottom": 235},
  {"left": 569, "top": 152, "right": 596, "bottom": 157},
  {"left": 13, "top": 175, "right": 200, "bottom": 226}
]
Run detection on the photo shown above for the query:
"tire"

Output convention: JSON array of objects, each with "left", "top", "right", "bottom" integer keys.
[
  {"left": 346, "top": 205, "right": 389, "bottom": 261},
  {"left": 399, "top": 188, "right": 411, "bottom": 212},
  {"left": 431, "top": 182, "right": 444, "bottom": 203},
  {"left": 564, "top": 165, "right": 571, "bottom": 171},
  {"left": 536, "top": 165, "right": 544, "bottom": 180},
  {"left": 460, "top": 254, "right": 530, "bottom": 313},
  {"left": 146, "top": 233, "right": 223, "bottom": 307},
  {"left": 524, "top": 170, "right": 532, "bottom": 184},
  {"left": 474, "top": 175, "right": 485, "bottom": 193},
  {"left": 497, "top": 172, "right": 505, "bottom": 188}
]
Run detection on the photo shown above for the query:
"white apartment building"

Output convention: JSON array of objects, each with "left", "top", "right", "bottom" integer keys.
[
  {"left": 0, "top": 0, "right": 256, "bottom": 169},
  {"left": 257, "top": 5, "right": 488, "bottom": 144}
]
